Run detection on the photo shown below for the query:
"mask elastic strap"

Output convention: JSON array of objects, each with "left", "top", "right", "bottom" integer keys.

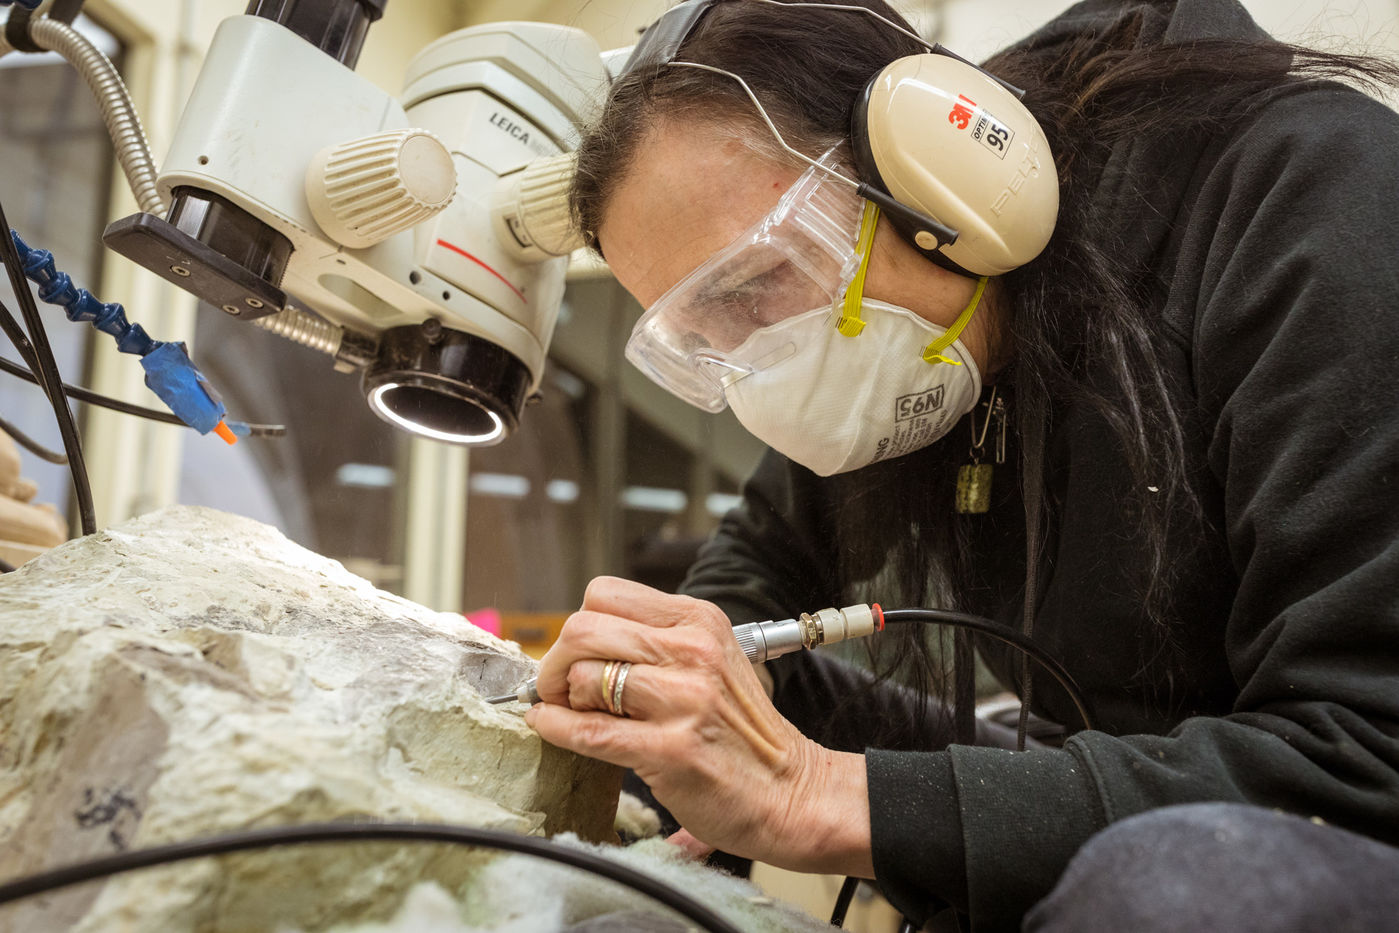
[
  {"left": 923, "top": 275, "right": 989, "bottom": 366},
  {"left": 836, "top": 200, "right": 881, "bottom": 337}
]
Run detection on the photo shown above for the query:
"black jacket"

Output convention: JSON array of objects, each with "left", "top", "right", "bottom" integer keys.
[{"left": 678, "top": 0, "right": 1399, "bottom": 927}]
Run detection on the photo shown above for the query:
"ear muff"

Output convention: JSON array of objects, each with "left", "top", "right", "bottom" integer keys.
[{"left": 851, "top": 54, "right": 1059, "bottom": 277}]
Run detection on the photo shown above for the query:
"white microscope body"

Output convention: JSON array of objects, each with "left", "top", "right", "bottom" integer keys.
[{"left": 107, "top": 8, "right": 606, "bottom": 444}]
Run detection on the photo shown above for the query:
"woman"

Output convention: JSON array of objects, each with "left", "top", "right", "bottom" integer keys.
[{"left": 526, "top": 0, "right": 1399, "bottom": 928}]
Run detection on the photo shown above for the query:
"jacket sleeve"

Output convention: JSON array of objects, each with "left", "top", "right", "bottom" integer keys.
[{"left": 868, "top": 85, "right": 1399, "bottom": 929}]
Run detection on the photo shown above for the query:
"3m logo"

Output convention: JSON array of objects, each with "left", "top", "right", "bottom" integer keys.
[
  {"left": 948, "top": 94, "right": 976, "bottom": 130},
  {"left": 895, "top": 386, "right": 945, "bottom": 422},
  {"left": 950, "top": 94, "right": 1014, "bottom": 159}
]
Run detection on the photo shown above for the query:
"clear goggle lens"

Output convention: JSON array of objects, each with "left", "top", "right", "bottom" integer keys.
[{"left": 624, "top": 154, "right": 865, "bottom": 412}]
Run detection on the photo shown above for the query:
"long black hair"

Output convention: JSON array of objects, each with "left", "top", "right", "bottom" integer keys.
[{"left": 571, "top": 0, "right": 1399, "bottom": 737}]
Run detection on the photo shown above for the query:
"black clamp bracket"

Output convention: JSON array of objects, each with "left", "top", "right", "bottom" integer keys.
[
  {"left": 4, "top": 3, "right": 44, "bottom": 55},
  {"left": 48, "top": 0, "right": 85, "bottom": 25}
]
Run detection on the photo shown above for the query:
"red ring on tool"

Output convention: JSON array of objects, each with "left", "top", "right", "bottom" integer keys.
[{"left": 872, "top": 603, "right": 884, "bottom": 631}]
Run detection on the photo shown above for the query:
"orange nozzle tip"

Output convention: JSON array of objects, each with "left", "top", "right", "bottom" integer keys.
[{"left": 214, "top": 421, "right": 237, "bottom": 445}]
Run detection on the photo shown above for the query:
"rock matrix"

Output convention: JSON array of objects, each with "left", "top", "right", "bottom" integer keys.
[{"left": 0, "top": 505, "right": 619, "bottom": 932}]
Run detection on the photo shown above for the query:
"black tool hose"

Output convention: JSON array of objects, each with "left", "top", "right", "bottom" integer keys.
[
  {"left": 882, "top": 608, "right": 1094, "bottom": 731},
  {"left": 0, "top": 203, "right": 96, "bottom": 534},
  {"left": 0, "top": 410, "right": 66, "bottom": 463},
  {"left": 0, "top": 821, "right": 746, "bottom": 933},
  {"left": 830, "top": 875, "right": 860, "bottom": 926}
]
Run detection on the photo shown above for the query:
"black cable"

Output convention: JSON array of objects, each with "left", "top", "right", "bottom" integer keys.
[
  {"left": 0, "top": 356, "right": 286, "bottom": 437},
  {"left": 0, "top": 411, "right": 66, "bottom": 463},
  {"left": 882, "top": 608, "right": 1094, "bottom": 732},
  {"left": 0, "top": 209, "right": 96, "bottom": 535},
  {"left": 0, "top": 821, "right": 746, "bottom": 933},
  {"left": 0, "top": 295, "right": 41, "bottom": 377},
  {"left": 820, "top": 606, "right": 1091, "bottom": 932},
  {"left": 830, "top": 875, "right": 859, "bottom": 927}
]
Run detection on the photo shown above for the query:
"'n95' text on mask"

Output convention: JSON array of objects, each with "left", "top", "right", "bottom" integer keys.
[{"left": 721, "top": 299, "right": 982, "bottom": 476}]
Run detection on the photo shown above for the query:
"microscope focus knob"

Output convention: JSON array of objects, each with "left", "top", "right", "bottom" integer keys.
[
  {"left": 307, "top": 129, "right": 457, "bottom": 249},
  {"left": 494, "top": 152, "right": 584, "bottom": 260}
]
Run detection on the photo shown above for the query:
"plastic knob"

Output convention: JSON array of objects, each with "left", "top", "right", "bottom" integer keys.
[
  {"left": 307, "top": 129, "right": 456, "bottom": 249},
  {"left": 495, "top": 152, "right": 583, "bottom": 260}
]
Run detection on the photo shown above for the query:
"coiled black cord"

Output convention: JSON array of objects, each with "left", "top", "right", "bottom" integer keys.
[{"left": 0, "top": 821, "right": 745, "bottom": 933}]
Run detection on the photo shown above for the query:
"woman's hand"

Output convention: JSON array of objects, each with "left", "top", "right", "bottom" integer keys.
[{"left": 525, "top": 576, "right": 874, "bottom": 878}]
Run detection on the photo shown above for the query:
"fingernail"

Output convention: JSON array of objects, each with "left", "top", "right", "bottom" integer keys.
[{"left": 523, "top": 704, "right": 540, "bottom": 728}]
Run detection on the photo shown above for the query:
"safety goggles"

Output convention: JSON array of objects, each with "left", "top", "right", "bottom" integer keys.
[
  {"left": 624, "top": 152, "right": 872, "bottom": 412},
  {"left": 618, "top": 0, "right": 1014, "bottom": 411}
]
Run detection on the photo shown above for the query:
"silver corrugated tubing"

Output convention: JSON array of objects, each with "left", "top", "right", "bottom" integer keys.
[
  {"left": 27, "top": 19, "right": 365, "bottom": 362},
  {"left": 29, "top": 17, "right": 166, "bottom": 216},
  {"left": 28, "top": 17, "right": 355, "bottom": 360},
  {"left": 250, "top": 306, "right": 343, "bottom": 356}
]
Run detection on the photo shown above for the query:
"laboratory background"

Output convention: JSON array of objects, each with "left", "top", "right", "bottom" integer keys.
[
  {"left": 0, "top": 1, "right": 1397, "bottom": 931},
  {"left": 6, "top": 0, "right": 1395, "bottom": 649}
]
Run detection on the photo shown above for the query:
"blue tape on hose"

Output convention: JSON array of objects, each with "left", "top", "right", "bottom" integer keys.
[{"left": 139, "top": 343, "right": 226, "bottom": 434}]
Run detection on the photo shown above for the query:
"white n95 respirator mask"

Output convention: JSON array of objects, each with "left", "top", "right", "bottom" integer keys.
[
  {"left": 723, "top": 295, "right": 982, "bottom": 476},
  {"left": 624, "top": 153, "right": 987, "bottom": 475}
]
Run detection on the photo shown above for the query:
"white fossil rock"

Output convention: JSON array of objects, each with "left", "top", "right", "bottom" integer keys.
[{"left": 0, "top": 505, "right": 620, "bottom": 932}]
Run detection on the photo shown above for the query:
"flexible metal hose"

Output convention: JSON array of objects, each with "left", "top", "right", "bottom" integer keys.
[
  {"left": 20, "top": 18, "right": 376, "bottom": 372},
  {"left": 25, "top": 19, "right": 372, "bottom": 367},
  {"left": 29, "top": 17, "right": 165, "bottom": 216},
  {"left": 250, "top": 306, "right": 343, "bottom": 357}
]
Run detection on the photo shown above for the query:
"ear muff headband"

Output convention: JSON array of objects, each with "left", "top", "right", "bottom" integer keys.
[{"left": 618, "top": 0, "right": 716, "bottom": 76}]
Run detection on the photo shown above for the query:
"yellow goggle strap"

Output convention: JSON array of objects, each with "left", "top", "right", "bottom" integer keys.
[
  {"left": 923, "top": 275, "right": 989, "bottom": 366},
  {"left": 836, "top": 200, "right": 881, "bottom": 337}
]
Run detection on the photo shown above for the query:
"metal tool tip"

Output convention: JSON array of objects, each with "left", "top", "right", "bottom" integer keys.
[{"left": 485, "top": 694, "right": 516, "bottom": 704}]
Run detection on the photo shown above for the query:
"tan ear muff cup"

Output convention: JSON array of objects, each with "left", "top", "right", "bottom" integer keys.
[
  {"left": 851, "top": 54, "right": 1061, "bottom": 278},
  {"left": 851, "top": 76, "right": 978, "bottom": 279}
]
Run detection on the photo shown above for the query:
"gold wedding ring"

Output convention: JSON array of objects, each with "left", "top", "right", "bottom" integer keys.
[{"left": 601, "top": 660, "right": 619, "bottom": 714}]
